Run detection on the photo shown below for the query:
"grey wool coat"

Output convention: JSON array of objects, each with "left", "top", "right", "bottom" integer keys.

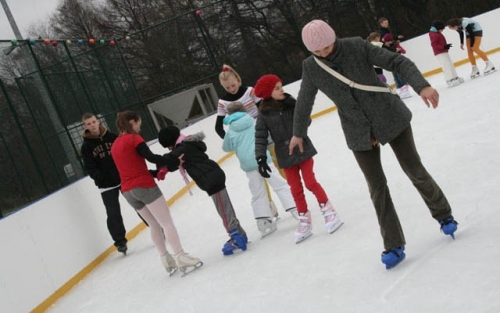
[
  {"left": 293, "top": 37, "right": 431, "bottom": 151},
  {"left": 255, "top": 94, "right": 317, "bottom": 169}
]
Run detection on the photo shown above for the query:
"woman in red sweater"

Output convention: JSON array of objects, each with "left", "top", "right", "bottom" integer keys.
[{"left": 111, "top": 111, "right": 202, "bottom": 276}]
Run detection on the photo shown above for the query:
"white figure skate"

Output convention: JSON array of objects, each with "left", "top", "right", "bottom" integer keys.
[
  {"left": 174, "top": 252, "right": 203, "bottom": 277},
  {"left": 294, "top": 211, "right": 313, "bottom": 243},
  {"left": 161, "top": 252, "right": 178, "bottom": 276},
  {"left": 320, "top": 201, "right": 344, "bottom": 234},
  {"left": 257, "top": 218, "right": 278, "bottom": 238}
]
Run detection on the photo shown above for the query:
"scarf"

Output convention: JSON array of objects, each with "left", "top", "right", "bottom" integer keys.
[{"left": 175, "top": 133, "right": 193, "bottom": 195}]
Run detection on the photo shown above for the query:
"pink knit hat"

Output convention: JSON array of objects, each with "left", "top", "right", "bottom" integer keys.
[{"left": 301, "top": 20, "right": 336, "bottom": 52}]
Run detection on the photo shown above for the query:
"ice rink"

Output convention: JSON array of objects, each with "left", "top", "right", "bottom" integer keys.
[{"left": 47, "top": 54, "right": 500, "bottom": 313}]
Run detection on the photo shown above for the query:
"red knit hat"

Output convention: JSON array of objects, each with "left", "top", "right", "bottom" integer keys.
[{"left": 254, "top": 74, "right": 282, "bottom": 99}]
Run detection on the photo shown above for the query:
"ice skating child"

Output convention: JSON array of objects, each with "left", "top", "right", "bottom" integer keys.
[
  {"left": 367, "top": 32, "right": 387, "bottom": 83},
  {"left": 429, "top": 20, "right": 464, "bottom": 87},
  {"left": 447, "top": 17, "right": 495, "bottom": 78},
  {"left": 157, "top": 126, "right": 248, "bottom": 255},
  {"left": 111, "top": 110, "right": 202, "bottom": 276},
  {"left": 253, "top": 74, "right": 343, "bottom": 244},
  {"left": 382, "top": 33, "right": 411, "bottom": 99},
  {"left": 215, "top": 64, "right": 260, "bottom": 139},
  {"left": 217, "top": 64, "right": 284, "bottom": 217},
  {"left": 222, "top": 102, "right": 297, "bottom": 238}
]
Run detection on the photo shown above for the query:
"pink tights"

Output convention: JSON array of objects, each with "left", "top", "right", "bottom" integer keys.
[{"left": 137, "top": 196, "right": 183, "bottom": 256}]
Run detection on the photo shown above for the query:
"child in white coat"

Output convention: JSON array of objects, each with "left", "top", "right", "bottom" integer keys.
[{"left": 222, "top": 102, "right": 297, "bottom": 238}]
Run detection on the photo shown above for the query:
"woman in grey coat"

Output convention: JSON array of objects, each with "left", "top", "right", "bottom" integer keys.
[{"left": 289, "top": 20, "right": 458, "bottom": 269}]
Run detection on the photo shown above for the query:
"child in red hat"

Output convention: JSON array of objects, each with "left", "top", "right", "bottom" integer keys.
[{"left": 254, "top": 74, "right": 343, "bottom": 244}]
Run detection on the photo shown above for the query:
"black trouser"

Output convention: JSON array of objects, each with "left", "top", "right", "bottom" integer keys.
[
  {"left": 101, "top": 187, "right": 127, "bottom": 247},
  {"left": 353, "top": 126, "right": 452, "bottom": 250}
]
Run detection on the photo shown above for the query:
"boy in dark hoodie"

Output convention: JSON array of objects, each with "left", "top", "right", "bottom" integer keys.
[
  {"left": 80, "top": 112, "right": 128, "bottom": 254},
  {"left": 158, "top": 126, "right": 247, "bottom": 255}
]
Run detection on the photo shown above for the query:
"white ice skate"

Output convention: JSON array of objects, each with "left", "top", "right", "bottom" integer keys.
[
  {"left": 257, "top": 218, "right": 278, "bottom": 238},
  {"left": 397, "top": 85, "right": 412, "bottom": 99},
  {"left": 446, "top": 77, "right": 464, "bottom": 88},
  {"left": 160, "top": 252, "right": 178, "bottom": 276},
  {"left": 484, "top": 61, "right": 496, "bottom": 75},
  {"left": 320, "top": 201, "right": 344, "bottom": 234},
  {"left": 174, "top": 252, "right": 203, "bottom": 277},
  {"left": 294, "top": 211, "right": 313, "bottom": 244},
  {"left": 470, "top": 66, "right": 480, "bottom": 79}
]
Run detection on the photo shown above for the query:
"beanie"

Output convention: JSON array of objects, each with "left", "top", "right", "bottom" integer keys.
[
  {"left": 254, "top": 74, "right": 282, "bottom": 99},
  {"left": 382, "top": 33, "right": 394, "bottom": 42},
  {"left": 301, "top": 20, "right": 336, "bottom": 52},
  {"left": 432, "top": 20, "right": 445, "bottom": 30},
  {"left": 158, "top": 126, "right": 180, "bottom": 148}
]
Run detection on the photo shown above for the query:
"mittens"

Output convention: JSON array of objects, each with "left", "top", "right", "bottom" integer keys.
[
  {"left": 257, "top": 157, "right": 271, "bottom": 178},
  {"left": 444, "top": 43, "right": 452, "bottom": 50}
]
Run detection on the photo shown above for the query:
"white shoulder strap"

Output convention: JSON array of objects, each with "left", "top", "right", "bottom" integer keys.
[{"left": 313, "top": 57, "right": 397, "bottom": 95}]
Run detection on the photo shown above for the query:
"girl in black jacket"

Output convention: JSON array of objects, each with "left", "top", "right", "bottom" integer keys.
[
  {"left": 254, "top": 74, "right": 343, "bottom": 244},
  {"left": 158, "top": 126, "right": 247, "bottom": 256}
]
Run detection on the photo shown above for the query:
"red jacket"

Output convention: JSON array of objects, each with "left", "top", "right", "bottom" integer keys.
[{"left": 429, "top": 31, "right": 448, "bottom": 55}]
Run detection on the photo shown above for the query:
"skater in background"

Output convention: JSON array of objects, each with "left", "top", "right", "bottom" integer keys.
[
  {"left": 216, "top": 64, "right": 283, "bottom": 218},
  {"left": 254, "top": 74, "right": 343, "bottom": 244},
  {"left": 429, "top": 20, "right": 464, "bottom": 87},
  {"left": 158, "top": 126, "right": 248, "bottom": 255},
  {"left": 447, "top": 17, "right": 495, "bottom": 78},
  {"left": 291, "top": 19, "right": 458, "bottom": 269},
  {"left": 81, "top": 112, "right": 128, "bottom": 255},
  {"left": 222, "top": 102, "right": 297, "bottom": 238},
  {"left": 382, "top": 33, "right": 411, "bottom": 99},
  {"left": 111, "top": 111, "right": 202, "bottom": 275},
  {"left": 378, "top": 17, "right": 404, "bottom": 42},
  {"left": 367, "top": 32, "right": 387, "bottom": 83}
]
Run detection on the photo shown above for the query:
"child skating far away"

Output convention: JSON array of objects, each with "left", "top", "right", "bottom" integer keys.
[
  {"left": 253, "top": 74, "right": 344, "bottom": 244},
  {"left": 367, "top": 32, "right": 387, "bottom": 83},
  {"left": 111, "top": 110, "right": 202, "bottom": 276},
  {"left": 222, "top": 102, "right": 297, "bottom": 238},
  {"left": 382, "top": 33, "right": 412, "bottom": 99},
  {"left": 447, "top": 17, "right": 495, "bottom": 78},
  {"left": 429, "top": 20, "right": 464, "bottom": 87},
  {"left": 158, "top": 126, "right": 248, "bottom": 255}
]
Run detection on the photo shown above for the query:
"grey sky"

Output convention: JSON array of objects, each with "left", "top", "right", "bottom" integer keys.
[{"left": 0, "top": 0, "right": 60, "bottom": 39}]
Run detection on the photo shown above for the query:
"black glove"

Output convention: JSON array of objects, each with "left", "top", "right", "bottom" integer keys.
[
  {"left": 257, "top": 157, "right": 271, "bottom": 178},
  {"left": 444, "top": 43, "right": 452, "bottom": 50}
]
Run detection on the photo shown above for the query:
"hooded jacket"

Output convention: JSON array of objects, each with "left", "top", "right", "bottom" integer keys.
[
  {"left": 255, "top": 93, "right": 317, "bottom": 168},
  {"left": 222, "top": 112, "right": 272, "bottom": 172},
  {"left": 81, "top": 126, "right": 121, "bottom": 188},
  {"left": 162, "top": 132, "right": 226, "bottom": 196}
]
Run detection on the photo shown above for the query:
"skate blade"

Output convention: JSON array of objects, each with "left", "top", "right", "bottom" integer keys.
[
  {"left": 295, "top": 233, "right": 313, "bottom": 244},
  {"left": 180, "top": 262, "right": 203, "bottom": 277},
  {"left": 260, "top": 228, "right": 278, "bottom": 239},
  {"left": 327, "top": 220, "right": 344, "bottom": 234},
  {"left": 484, "top": 69, "right": 496, "bottom": 75},
  {"left": 167, "top": 268, "right": 178, "bottom": 277}
]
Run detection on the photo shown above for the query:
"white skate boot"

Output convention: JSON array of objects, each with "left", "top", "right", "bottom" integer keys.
[
  {"left": 286, "top": 207, "right": 299, "bottom": 220},
  {"left": 174, "top": 252, "right": 203, "bottom": 277},
  {"left": 320, "top": 201, "right": 344, "bottom": 234},
  {"left": 446, "top": 77, "right": 464, "bottom": 88},
  {"left": 294, "top": 211, "right": 313, "bottom": 244},
  {"left": 470, "top": 65, "right": 480, "bottom": 78},
  {"left": 257, "top": 218, "right": 277, "bottom": 238},
  {"left": 397, "top": 85, "right": 412, "bottom": 99},
  {"left": 160, "top": 252, "right": 178, "bottom": 276},
  {"left": 484, "top": 61, "right": 496, "bottom": 75}
]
